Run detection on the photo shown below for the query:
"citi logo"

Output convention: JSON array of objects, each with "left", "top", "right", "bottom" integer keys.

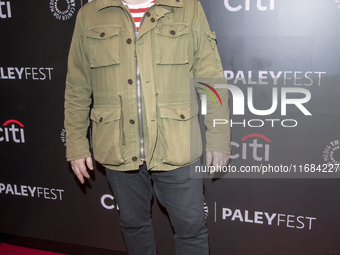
[
  {"left": 230, "top": 133, "right": 270, "bottom": 161},
  {"left": 224, "top": 0, "right": 275, "bottom": 12},
  {"left": 0, "top": 0, "right": 11, "bottom": 18},
  {"left": 0, "top": 120, "right": 25, "bottom": 143},
  {"left": 101, "top": 194, "right": 119, "bottom": 210}
]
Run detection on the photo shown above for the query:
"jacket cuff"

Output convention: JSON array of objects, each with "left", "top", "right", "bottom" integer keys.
[
  {"left": 206, "top": 134, "right": 231, "bottom": 154},
  {"left": 66, "top": 145, "right": 91, "bottom": 161},
  {"left": 205, "top": 147, "right": 231, "bottom": 155}
]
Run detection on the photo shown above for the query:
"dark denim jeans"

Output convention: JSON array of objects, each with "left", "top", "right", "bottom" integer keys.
[{"left": 105, "top": 161, "right": 209, "bottom": 255}]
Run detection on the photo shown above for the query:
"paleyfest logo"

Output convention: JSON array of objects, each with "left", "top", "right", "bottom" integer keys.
[
  {"left": 218, "top": 205, "right": 316, "bottom": 230},
  {"left": 49, "top": 0, "right": 76, "bottom": 21}
]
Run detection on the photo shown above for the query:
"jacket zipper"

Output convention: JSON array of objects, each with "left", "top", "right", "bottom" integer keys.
[
  {"left": 119, "top": 95, "right": 126, "bottom": 145},
  {"left": 123, "top": 5, "right": 154, "bottom": 162},
  {"left": 136, "top": 58, "right": 145, "bottom": 161}
]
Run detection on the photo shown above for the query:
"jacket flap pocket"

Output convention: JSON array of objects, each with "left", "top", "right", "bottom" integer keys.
[
  {"left": 155, "top": 23, "right": 189, "bottom": 38},
  {"left": 86, "top": 25, "right": 121, "bottom": 67},
  {"left": 90, "top": 105, "right": 121, "bottom": 124},
  {"left": 87, "top": 25, "right": 121, "bottom": 39},
  {"left": 159, "top": 103, "right": 198, "bottom": 120},
  {"left": 206, "top": 31, "right": 217, "bottom": 41}
]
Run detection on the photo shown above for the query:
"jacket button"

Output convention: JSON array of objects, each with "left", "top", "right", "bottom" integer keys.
[
  {"left": 100, "top": 32, "right": 105, "bottom": 37},
  {"left": 127, "top": 38, "right": 132, "bottom": 44},
  {"left": 128, "top": 79, "right": 133, "bottom": 84},
  {"left": 146, "top": 12, "right": 151, "bottom": 17},
  {"left": 130, "top": 119, "right": 135, "bottom": 124},
  {"left": 99, "top": 117, "right": 103, "bottom": 123},
  {"left": 132, "top": 156, "right": 138, "bottom": 161},
  {"left": 180, "top": 114, "right": 185, "bottom": 119},
  {"left": 151, "top": 18, "right": 155, "bottom": 23},
  {"left": 170, "top": 30, "right": 176, "bottom": 35}
]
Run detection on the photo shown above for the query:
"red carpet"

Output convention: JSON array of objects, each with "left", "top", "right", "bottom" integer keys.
[{"left": 0, "top": 243, "right": 66, "bottom": 255}]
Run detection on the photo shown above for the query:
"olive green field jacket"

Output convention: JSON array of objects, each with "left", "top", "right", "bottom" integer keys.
[{"left": 65, "top": 0, "right": 231, "bottom": 171}]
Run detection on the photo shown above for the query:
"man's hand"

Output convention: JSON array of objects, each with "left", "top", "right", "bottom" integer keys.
[
  {"left": 206, "top": 151, "right": 229, "bottom": 173},
  {"left": 70, "top": 156, "right": 94, "bottom": 184}
]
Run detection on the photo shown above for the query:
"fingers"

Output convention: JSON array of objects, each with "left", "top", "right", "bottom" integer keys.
[
  {"left": 207, "top": 151, "right": 229, "bottom": 174},
  {"left": 70, "top": 158, "right": 90, "bottom": 184},
  {"left": 215, "top": 153, "right": 228, "bottom": 168},
  {"left": 85, "top": 156, "right": 94, "bottom": 170},
  {"left": 206, "top": 151, "right": 213, "bottom": 166},
  {"left": 212, "top": 155, "right": 223, "bottom": 170},
  {"left": 225, "top": 154, "right": 229, "bottom": 166}
]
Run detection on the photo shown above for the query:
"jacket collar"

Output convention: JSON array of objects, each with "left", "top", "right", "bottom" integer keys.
[
  {"left": 155, "top": 0, "right": 183, "bottom": 8},
  {"left": 97, "top": 0, "right": 183, "bottom": 11}
]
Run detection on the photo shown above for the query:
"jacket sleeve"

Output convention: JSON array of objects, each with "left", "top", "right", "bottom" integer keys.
[
  {"left": 193, "top": 1, "right": 231, "bottom": 154},
  {"left": 64, "top": 9, "right": 93, "bottom": 161}
]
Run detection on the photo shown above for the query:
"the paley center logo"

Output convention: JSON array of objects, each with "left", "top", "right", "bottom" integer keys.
[
  {"left": 60, "top": 128, "right": 66, "bottom": 147},
  {"left": 0, "top": 119, "right": 25, "bottom": 143},
  {"left": 323, "top": 139, "right": 339, "bottom": 166},
  {"left": 81, "top": 0, "right": 93, "bottom": 7},
  {"left": 49, "top": 0, "right": 76, "bottom": 21},
  {"left": 224, "top": 0, "right": 275, "bottom": 12}
]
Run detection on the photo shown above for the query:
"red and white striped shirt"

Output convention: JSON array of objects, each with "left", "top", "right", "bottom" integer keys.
[{"left": 124, "top": 0, "right": 155, "bottom": 32}]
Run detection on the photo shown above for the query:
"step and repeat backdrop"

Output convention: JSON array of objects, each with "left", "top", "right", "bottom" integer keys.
[{"left": 1, "top": 0, "right": 340, "bottom": 254}]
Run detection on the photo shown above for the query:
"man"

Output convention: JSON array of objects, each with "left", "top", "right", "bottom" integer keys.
[{"left": 65, "top": 0, "right": 230, "bottom": 254}]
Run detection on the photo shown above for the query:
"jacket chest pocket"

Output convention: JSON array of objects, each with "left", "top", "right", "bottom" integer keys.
[
  {"left": 86, "top": 25, "right": 121, "bottom": 68},
  {"left": 155, "top": 23, "right": 189, "bottom": 65},
  {"left": 159, "top": 103, "right": 202, "bottom": 166}
]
